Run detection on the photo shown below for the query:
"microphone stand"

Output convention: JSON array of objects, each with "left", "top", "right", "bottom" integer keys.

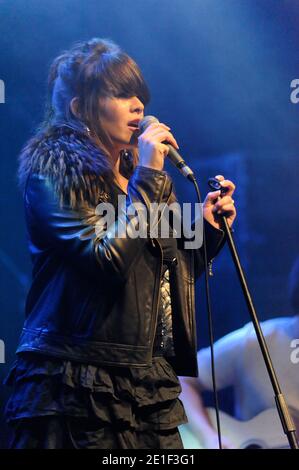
[
  {"left": 163, "top": 144, "right": 298, "bottom": 447},
  {"left": 219, "top": 212, "right": 299, "bottom": 449}
]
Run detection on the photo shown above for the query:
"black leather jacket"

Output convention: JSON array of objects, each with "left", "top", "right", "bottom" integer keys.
[{"left": 16, "top": 127, "right": 225, "bottom": 377}]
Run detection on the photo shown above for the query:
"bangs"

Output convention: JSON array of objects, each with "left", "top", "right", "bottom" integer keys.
[{"left": 96, "top": 53, "right": 150, "bottom": 105}]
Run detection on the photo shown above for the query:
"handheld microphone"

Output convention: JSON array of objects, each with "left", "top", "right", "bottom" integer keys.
[{"left": 139, "top": 115, "right": 195, "bottom": 182}]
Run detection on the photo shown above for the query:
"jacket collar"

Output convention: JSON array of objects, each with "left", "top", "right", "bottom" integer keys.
[{"left": 19, "top": 125, "right": 114, "bottom": 208}]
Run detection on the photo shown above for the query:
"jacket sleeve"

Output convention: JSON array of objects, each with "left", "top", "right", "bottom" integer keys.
[
  {"left": 172, "top": 198, "right": 226, "bottom": 278},
  {"left": 193, "top": 219, "right": 226, "bottom": 280},
  {"left": 25, "top": 165, "right": 173, "bottom": 284}
]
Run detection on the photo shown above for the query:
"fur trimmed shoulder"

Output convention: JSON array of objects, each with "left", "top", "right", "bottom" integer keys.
[{"left": 18, "top": 127, "right": 114, "bottom": 208}]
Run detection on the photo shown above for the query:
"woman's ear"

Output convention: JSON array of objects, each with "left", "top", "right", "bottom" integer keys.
[{"left": 70, "top": 96, "right": 80, "bottom": 118}]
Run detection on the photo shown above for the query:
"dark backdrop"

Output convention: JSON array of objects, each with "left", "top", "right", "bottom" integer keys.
[{"left": 1, "top": 0, "right": 299, "bottom": 446}]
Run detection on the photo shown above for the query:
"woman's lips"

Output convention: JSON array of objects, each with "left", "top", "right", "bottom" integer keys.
[
  {"left": 127, "top": 124, "right": 140, "bottom": 133},
  {"left": 127, "top": 119, "right": 140, "bottom": 130}
]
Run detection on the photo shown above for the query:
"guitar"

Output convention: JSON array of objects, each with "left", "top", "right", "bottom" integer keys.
[{"left": 179, "top": 407, "right": 297, "bottom": 449}]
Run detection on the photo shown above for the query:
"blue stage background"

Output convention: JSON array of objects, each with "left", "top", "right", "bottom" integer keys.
[{"left": 0, "top": 0, "right": 299, "bottom": 447}]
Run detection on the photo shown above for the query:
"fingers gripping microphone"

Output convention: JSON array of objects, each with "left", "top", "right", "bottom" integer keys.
[{"left": 139, "top": 115, "right": 195, "bottom": 182}]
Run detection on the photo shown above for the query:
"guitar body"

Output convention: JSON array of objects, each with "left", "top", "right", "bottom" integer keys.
[{"left": 179, "top": 407, "right": 290, "bottom": 449}]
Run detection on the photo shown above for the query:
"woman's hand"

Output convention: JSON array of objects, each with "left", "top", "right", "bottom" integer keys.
[
  {"left": 138, "top": 122, "right": 179, "bottom": 171},
  {"left": 203, "top": 175, "right": 236, "bottom": 230}
]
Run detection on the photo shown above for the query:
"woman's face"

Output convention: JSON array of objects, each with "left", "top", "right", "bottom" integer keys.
[{"left": 99, "top": 95, "right": 144, "bottom": 151}]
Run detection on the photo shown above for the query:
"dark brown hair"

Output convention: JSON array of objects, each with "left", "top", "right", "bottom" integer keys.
[
  {"left": 18, "top": 38, "right": 176, "bottom": 204},
  {"left": 47, "top": 38, "right": 149, "bottom": 158}
]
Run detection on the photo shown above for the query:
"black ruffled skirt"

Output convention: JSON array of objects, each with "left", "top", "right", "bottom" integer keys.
[{"left": 3, "top": 353, "right": 187, "bottom": 449}]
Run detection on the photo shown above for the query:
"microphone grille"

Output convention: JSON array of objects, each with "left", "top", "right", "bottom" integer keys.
[{"left": 139, "top": 115, "right": 159, "bottom": 132}]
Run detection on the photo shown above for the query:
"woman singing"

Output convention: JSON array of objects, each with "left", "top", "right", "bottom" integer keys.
[{"left": 4, "top": 38, "right": 236, "bottom": 449}]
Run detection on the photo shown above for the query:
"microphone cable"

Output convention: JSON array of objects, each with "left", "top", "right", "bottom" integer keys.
[{"left": 190, "top": 174, "right": 223, "bottom": 450}]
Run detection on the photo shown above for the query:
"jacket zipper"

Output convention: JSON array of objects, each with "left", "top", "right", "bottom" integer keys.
[{"left": 150, "top": 237, "right": 163, "bottom": 358}]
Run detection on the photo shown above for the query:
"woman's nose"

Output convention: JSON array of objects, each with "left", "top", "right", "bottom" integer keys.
[{"left": 130, "top": 97, "right": 144, "bottom": 115}]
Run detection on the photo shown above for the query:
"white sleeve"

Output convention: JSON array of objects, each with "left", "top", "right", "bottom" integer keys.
[{"left": 197, "top": 322, "right": 253, "bottom": 390}]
